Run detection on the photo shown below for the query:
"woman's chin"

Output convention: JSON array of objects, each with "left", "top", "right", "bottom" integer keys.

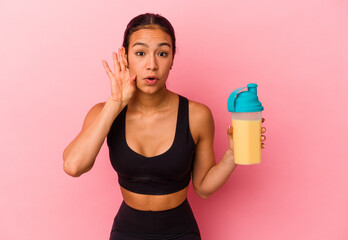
[{"left": 136, "top": 84, "right": 167, "bottom": 95}]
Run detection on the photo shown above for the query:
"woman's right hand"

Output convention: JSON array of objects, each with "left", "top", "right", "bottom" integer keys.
[{"left": 102, "top": 47, "right": 136, "bottom": 104}]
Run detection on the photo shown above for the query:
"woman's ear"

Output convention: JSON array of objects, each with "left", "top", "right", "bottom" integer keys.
[
  {"left": 171, "top": 49, "right": 176, "bottom": 69},
  {"left": 125, "top": 54, "right": 129, "bottom": 68},
  {"left": 122, "top": 47, "right": 129, "bottom": 68}
]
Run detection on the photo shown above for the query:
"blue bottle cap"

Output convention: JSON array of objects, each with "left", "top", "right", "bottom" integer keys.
[{"left": 227, "top": 83, "right": 264, "bottom": 112}]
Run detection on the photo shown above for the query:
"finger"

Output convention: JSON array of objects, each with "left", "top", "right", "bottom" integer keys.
[
  {"left": 121, "top": 47, "right": 128, "bottom": 70},
  {"left": 119, "top": 48, "right": 126, "bottom": 72},
  {"left": 261, "top": 142, "right": 265, "bottom": 149},
  {"left": 102, "top": 60, "right": 114, "bottom": 79},
  {"left": 127, "top": 74, "right": 137, "bottom": 89},
  {"left": 130, "top": 74, "right": 137, "bottom": 85},
  {"left": 261, "top": 135, "right": 266, "bottom": 141},
  {"left": 226, "top": 125, "right": 233, "bottom": 136},
  {"left": 261, "top": 127, "right": 266, "bottom": 133},
  {"left": 113, "top": 51, "right": 121, "bottom": 73},
  {"left": 262, "top": 118, "right": 265, "bottom": 123}
]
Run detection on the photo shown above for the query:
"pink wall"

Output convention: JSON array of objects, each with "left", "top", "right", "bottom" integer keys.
[{"left": 1, "top": 0, "right": 347, "bottom": 239}]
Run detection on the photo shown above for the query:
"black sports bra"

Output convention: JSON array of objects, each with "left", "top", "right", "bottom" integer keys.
[{"left": 106, "top": 95, "right": 196, "bottom": 195}]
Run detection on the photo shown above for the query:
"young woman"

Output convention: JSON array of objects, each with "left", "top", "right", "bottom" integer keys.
[{"left": 63, "top": 13, "right": 266, "bottom": 240}]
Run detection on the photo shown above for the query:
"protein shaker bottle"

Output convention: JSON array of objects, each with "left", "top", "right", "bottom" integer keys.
[{"left": 227, "top": 83, "right": 264, "bottom": 165}]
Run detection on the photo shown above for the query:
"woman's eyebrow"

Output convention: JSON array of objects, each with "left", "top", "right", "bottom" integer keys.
[
  {"left": 132, "top": 42, "right": 171, "bottom": 48},
  {"left": 158, "top": 42, "right": 171, "bottom": 48}
]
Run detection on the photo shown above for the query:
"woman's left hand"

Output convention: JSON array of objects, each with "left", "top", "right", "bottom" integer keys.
[
  {"left": 226, "top": 117, "right": 267, "bottom": 152},
  {"left": 261, "top": 118, "right": 266, "bottom": 149}
]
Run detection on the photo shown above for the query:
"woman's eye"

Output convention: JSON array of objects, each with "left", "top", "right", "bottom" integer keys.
[
  {"left": 136, "top": 52, "right": 145, "bottom": 56},
  {"left": 158, "top": 52, "right": 168, "bottom": 57}
]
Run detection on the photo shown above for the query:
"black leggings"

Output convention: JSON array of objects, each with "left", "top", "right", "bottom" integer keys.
[{"left": 109, "top": 198, "right": 201, "bottom": 240}]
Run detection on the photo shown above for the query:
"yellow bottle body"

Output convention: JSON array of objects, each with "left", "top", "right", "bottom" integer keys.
[{"left": 232, "top": 117, "right": 262, "bottom": 165}]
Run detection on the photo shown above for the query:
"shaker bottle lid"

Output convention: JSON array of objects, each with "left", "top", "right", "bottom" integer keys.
[{"left": 227, "top": 83, "right": 264, "bottom": 112}]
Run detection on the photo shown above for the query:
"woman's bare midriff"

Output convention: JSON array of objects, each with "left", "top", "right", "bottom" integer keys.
[{"left": 120, "top": 185, "right": 189, "bottom": 211}]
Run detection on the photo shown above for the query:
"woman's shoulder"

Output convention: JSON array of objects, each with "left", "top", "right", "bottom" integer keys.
[
  {"left": 187, "top": 98, "right": 213, "bottom": 119},
  {"left": 187, "top": 98, "right": 214, "bottom": 128},
  {"left": 87, "top": 101, "right": 106, "bottom": 115},
  {"left": 81, "top": 101, "right": 106, "bottom": 130},
  {"left": 185, "top": 97, "right": 214, "bottom": 143}
]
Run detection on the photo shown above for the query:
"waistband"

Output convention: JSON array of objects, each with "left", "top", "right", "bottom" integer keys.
[
  {"left": 112, "top": 198, "right": 200, "bottom": 235},
  {"left": 122, "top": 198, "right": 189, "bottom": 213}
]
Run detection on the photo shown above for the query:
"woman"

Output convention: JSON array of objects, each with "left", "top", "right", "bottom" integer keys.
[{"left": 63, "top": 13, "right": 266, "bottom": 240}]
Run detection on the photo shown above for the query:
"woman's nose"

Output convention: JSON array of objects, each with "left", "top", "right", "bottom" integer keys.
[{"left": 146, "top": 55, "right": 158, "bottom": 70}]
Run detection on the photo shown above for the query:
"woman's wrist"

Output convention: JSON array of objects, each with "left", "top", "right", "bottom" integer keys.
[
  {"left": 105, "top": 97, "right": 126, "bottom": 116},
  {"left": 107, "top": 96, "right": 126, "bottom": 107}
]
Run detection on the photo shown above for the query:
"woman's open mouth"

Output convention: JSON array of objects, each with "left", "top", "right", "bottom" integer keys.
[{"left": 144, "top": 77, "right": 158, "bottom": 85}]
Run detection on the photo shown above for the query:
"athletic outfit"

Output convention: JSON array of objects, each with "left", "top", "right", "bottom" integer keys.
[{"left": 107, "top": 95, "right": 201, "bottom": 239}]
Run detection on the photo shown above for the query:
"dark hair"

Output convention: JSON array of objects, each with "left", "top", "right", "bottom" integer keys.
[{"left": 122, "top": 13, "right": 176, "bottom": 58}]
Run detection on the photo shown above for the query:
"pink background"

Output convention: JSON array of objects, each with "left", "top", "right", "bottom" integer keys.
[{"left": 1, "top": 0, "right": 347, "bottom": 239}]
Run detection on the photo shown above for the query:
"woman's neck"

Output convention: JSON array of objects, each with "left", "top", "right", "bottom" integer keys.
[{"left": 128, "top": 88, "right": 174, "bottom": 114}]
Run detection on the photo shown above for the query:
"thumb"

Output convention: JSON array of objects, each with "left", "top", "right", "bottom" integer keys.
[
  {"left": 130, "top": 74, "right": 137, "bottom": 85},
  {"left": 227, "top": 125, "right": 234, "bottom": 149},
  {"left": 227, "top": 125, "right": 233, "bottom": 137}
]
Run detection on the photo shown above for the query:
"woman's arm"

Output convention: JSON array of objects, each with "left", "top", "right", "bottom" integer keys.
[
  {"left": 62, "top": 99, "right": 124, "bottom": 177},
  {"left": 63, "top": 48, "right": 136, "bottom": 177},
  {"left": 190, "top": 102, "right": 236, "bottom": 199}
]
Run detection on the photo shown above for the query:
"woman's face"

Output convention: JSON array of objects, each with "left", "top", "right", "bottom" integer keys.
[{"left": 126, "top": 27, "right": 174, "bottom": 94}]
